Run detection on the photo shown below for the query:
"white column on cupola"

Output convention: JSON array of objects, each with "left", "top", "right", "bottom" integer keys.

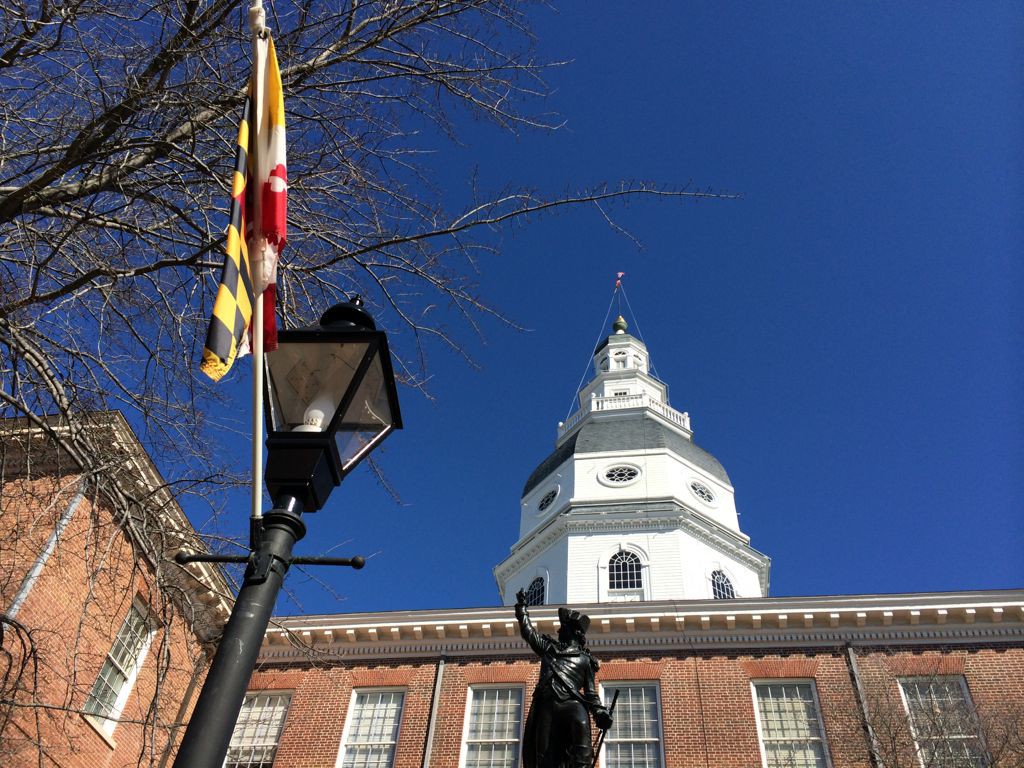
[
  {"left": 576, "top": 316, "right": 682, "bottom": 430},
  {"left": 493, "top": 310, "right": 771, "bottom": 607}
]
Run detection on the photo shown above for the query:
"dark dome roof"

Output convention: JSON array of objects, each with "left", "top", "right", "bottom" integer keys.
[
  {"left": 593, "top": 332, "right": 642, "bottom": 355},
  {"left": 522, "top": 414, "right": 730, "bottom": 496}
]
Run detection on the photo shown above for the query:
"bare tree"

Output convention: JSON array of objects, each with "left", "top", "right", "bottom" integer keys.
[
  {"left": 0, "top": 0, "right": 731, "bottom": 514},
  {"left": 0, "top": 3, "right": 735, "bottom": 764},
  {"left": 0, "top": 415, "right": 233, "bottom": 767},
  {"left": 825, "top": 659, "right": 1024, "bottom": 768}
]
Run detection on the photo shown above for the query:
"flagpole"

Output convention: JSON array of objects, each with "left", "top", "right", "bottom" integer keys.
[{"left": 249, "top": 0, "right": 267, "bottom": 539}]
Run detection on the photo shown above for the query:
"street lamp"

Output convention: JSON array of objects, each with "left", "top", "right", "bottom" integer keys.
[
  {"left": 172, "top": 297, "right": 401, "bottom": 768},
  {"left": 264, "top": 297, "right": 402, "bottom": 512}
]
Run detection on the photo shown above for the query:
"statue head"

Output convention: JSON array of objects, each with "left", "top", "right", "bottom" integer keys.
[{"left": 557, "top": 606, "right": 590, "bottom": 644}]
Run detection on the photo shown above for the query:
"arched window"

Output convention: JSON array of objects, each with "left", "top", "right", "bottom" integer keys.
[
  {"left": 711, "top": 570, "right": 735, "bottom": 600},
  {"left": 608, "top": 551, "right": 643, "bottom": 591},
  {"left": 613, "top": 351, "right": 628, "bottom": 369},
  {"left": 523, "top": 577, "right": 545, "bottom": 606}
]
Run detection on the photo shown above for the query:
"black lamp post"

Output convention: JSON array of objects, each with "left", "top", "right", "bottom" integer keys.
[{"left": 172, "top": 298, "right": 401, "bottom": 768}]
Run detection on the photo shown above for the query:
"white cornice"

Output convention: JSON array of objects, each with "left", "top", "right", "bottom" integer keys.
[
  {"left": 258, "top": 590, "right": 1024, "bottom": 663},
  {"left": 494, "top": 501, "right": 768, "bottom": 589}
]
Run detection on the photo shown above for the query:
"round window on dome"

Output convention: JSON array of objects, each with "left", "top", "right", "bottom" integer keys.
[
  {"left": 537, "top": 489, "right": 558, "bottom": 512},
  {"left": 603, "top": 465, "right": 640, "bottom": 484},
  {"left": 690, "top": 481, "right": 715, "bottom": 504}
]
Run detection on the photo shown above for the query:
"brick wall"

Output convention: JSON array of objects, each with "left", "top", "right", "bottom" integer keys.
[
  {"left": 253, "top": 642, "right": 1024, "bottom": 768},
  {"left": 1, "top": 472, "right": 210, "bottom": 768}
]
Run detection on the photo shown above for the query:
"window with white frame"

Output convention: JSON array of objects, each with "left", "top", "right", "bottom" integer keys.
[
  {"left": 711, "top": 570, "right": 736, "bottom": 600},
  {"left": 339, "top": 690, "right": 405, "bottom": 768},
  {"left": 462, "top": 687, "right": 524, "bottom": 768},
  {"left": 601, "top": 684, "right": 663, "bottom": 768},
  {"left": 613, "top": 351, "right": 627, "bottom": 369},
  {"left": 900, "top": 677, "right": 987, "bottom": 768},
  {"left": 608, "top": 551, "right": 643, "bottom": 591},
  {"left": 523, "top": 576, "right": 545, "bottom": 607},
  {"left": 753, "top": 682, "right": 830, "bottom": 768},
  {"left": 537, "top": 489, "right": 558, "bottom": 512},
  {"left": 225, "top": 692, "right": 292, "bottom": 768},
  {"left": 603, "top": 465, "right": 640, "bottom": 485},
  {"left": 83, "top": 600, "right": 154, "bottom": 731}
]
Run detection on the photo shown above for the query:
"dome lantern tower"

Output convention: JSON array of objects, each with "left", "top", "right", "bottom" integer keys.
[{"left": 495, "top": 314, "right": 770, "bottom": 606}]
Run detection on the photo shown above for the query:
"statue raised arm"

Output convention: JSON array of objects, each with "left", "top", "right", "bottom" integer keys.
[{"left": 514, "top": 589, "right": 612, "bottom": 768}]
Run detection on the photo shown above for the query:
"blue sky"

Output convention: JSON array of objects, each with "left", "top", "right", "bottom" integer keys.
[{"left": 206, "top": 1, "right": 1023, "bottom": 615}]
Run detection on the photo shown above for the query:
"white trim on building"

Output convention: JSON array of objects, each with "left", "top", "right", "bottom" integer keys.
[{"left": 258, "top": 590, "right": 1024, "bottom": 663}]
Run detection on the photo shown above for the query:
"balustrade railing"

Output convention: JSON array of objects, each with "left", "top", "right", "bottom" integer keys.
[{"left": 558, "top": 393, "right": 691, "bottom": 437}]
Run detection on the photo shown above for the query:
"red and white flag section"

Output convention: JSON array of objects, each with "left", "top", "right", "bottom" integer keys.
[{"left": 251, "top": 33, "right": 287, "bottom": 353}]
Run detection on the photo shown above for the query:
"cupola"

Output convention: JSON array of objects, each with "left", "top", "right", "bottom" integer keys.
[{"left": 494, "top": 311, "right": 770, "bottom": 607}]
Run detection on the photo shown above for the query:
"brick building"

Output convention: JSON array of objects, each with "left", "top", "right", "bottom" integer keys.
[
  {"left": 3, "top": 320, "right": 1020, "bottom": 768},
  {"left": 229, "top": 319, "right": 1023, "bottom": 768},
  {"left": 248, "top": 592, "right": 1024, "bottom": 768},
  {"left": 0, "top": 413, "right": 231, "bottom": 767}
]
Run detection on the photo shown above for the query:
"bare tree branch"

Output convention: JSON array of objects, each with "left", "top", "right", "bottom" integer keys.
[
  {"left": 0, "top": 9, "right": 738, "bottom": 762},
  {"left": 0, "top": 0, "right": 736, "bottom": 513}
]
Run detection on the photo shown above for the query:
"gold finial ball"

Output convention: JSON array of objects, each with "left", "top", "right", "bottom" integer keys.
[{"left": 613, "top": 315, "right": 628, "bottom": 334}]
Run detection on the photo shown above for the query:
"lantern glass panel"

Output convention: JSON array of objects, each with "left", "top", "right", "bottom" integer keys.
[
  {"left": 266, "top": 339, "right": 372, "bottom": 433},
  {"left": 335, "top": 351, "right": 394, "bottom": 470}
]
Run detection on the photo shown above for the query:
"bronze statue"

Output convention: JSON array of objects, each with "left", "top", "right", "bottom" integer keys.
[{"left": 515, "top": 589, "right": 613, "bottom": 768}]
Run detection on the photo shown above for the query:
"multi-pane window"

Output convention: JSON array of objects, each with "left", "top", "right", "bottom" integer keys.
[
  {"left": 225, "top": 693, "right": 291, "bottom": 768},
  {"left": 609, "top": 551, "right": 643, "bottom": 591},
  {"left": 601, "top": 684, "right": 663, "bottom": 768},
  {"left": 462, "top": 687, "right": 523, "bottom": 768},
  {"left": 523, "top": 577, "right": 545, "bottom": 607},
  {"left": 604, "top": 466, "right": 639, "bottom": 484},
  {"left": 754, "top": 682, "right": 830, "bottom": 768},
  {"left": 690, "top": 481, "right": 716, "bottom": 504},
  {"left": 711, "top": 570, "right": 736, "bottom": 600},
  {"left": 339, "top": 690, "right": 405, "bottom": 768},
  {"left": 83, "top": 601, "right": 153, "bottom": 730},
  {"left": 900, "top": 677, "right": 987, "bottom": 768},
  {"left": 537, "top": 490, "right": 558, "bottom": 512}
]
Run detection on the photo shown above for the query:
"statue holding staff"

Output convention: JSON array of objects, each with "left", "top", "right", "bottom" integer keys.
[{"left": 515, "top": 589, "right": 613, "bottom": 768}]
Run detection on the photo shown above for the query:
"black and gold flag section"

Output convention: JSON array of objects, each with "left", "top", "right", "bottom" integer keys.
[{"left": 201, "top": 97, "right": 255, "bottom": 382}]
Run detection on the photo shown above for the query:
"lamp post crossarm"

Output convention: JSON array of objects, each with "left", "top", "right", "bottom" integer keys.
[{"left": 174, "top": 551, "right": 366, "bottom": 569}]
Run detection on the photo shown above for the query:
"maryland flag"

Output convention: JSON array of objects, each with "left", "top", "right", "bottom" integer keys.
[{"left": 201, "top": 34, "right": 287, "bottom": 381}]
